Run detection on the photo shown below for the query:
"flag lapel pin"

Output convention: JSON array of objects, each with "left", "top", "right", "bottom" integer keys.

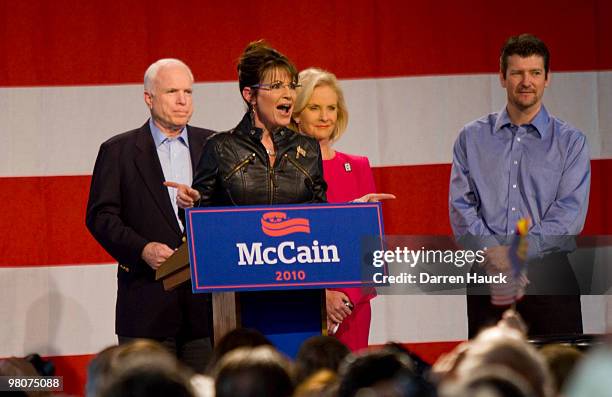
[{"left": 296, "top": 146, "right": 306, "bottom": 159}]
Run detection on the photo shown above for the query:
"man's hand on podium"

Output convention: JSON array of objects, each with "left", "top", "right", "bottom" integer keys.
[{"left": 141, "top": 242, "right": 174, "bottom": 270}]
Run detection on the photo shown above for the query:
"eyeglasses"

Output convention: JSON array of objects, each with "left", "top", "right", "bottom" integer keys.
[{"left": 251, "top": 81, "right": 301, "bottom": 91}]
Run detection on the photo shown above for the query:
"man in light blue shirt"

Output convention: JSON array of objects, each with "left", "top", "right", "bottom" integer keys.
[
  {"left": 449, "top": 34, "right": 590, "bottom": 337},
  {"left": 87, "top": 59, "right": 215, "bottom": 372},
  {"left": 150, "top": 118, "right": 192, "bottom": 231}
]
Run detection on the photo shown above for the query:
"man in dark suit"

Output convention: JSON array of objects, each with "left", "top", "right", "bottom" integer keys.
[{"left": 86, "top": 59, "right": 215, "bottom": 371}]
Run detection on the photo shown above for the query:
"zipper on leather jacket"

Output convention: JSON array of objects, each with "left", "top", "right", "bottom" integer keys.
[
  {"left": 284, "top": 154, "right": 314, "bottom": 185},
  {"left": 268, "top": 167, "right": 275, "bottom": 204},
  {"left": 223, "top": 153, "right": 256, "bottom": 182}
]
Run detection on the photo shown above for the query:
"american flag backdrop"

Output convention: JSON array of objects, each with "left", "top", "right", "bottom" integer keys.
[{"left": 1, "top": 0, "right": 611, "bottom": 394}]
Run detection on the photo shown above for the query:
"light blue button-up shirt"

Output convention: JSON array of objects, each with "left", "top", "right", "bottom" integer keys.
[
  {"left": 449, "top": 105, "right": 590, "bottom": 256},
  {"left": 150, "top": 119, "right": 192, "bottom": 231}
]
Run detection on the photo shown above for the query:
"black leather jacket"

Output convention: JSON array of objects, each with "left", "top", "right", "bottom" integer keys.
[{"left": 192, "top": 112, "right": 327, "bottom": 206}]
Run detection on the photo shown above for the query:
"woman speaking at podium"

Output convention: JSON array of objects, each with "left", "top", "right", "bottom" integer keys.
[
  {"left": 166, "top": 43, "right": 391, "bottom": 352},
  {"left": 166, "top": 40, "right": 326, "bottom": 207},
  {"left": 165, "top": 41, "right": 328, "bottom": 355}
]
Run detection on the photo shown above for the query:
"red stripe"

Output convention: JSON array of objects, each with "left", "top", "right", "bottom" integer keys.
[
  {"left": 46, "top": 342, "right": 458, "bottom": 395},
  {"left": 370, "top": 341, "right": 463, "bottom": 364},
  {"left": 31, "top": 342, "right": 463, "bottom": 396},
  {"left": 261, "top": 218, "right": 310, "bottom": 230},
  {"left": 1, "top": 0, "right": 611, "bottom": 87},
  {"left": 374, "top": 164, "right": 453, "bottom": 235},
  {"left": 262, "top": 225, "right": 311, "bottom": 237},
  {"left": 0, "top": 176, "right": 112, "bottom": 267},
  {"left": 400, "top": 341, "right": 463, "bottom": 365},
  {"left": 46, "top": 353, "right": 94, "bottom": 397},
  {"left": 373, "top": 159, "right": 612, "bottom": 236},
  {"left": 585, "top": 160, "right": 612, "bottom": 235},
  {"left": 1, "top": 159, "right": 609, "bottom": 267}
]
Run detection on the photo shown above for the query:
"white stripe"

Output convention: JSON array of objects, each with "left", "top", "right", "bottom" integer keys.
[
  {"left": 369, "top": 295, "right": 608, "bottom": 344},
  {"left": 1, "top": 71, "right": 610, "bottom": 177},
  {"left": 369, "top": 295, "right": 468, "bottom": 343},
  {"left": 341, "top": 71, "right": 611, "bottom": 166},
  {"left": 0, "top": 264, "right": 117, "bottom": 357}
]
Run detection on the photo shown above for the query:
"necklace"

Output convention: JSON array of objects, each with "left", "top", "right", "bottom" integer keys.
[{"left": 266, "top": 147, "right": 276, "bottom": 156}]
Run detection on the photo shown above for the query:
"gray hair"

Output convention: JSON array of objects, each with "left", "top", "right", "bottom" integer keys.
[{"left": 144, "top": 58, "right": 194, "bottom": 94}]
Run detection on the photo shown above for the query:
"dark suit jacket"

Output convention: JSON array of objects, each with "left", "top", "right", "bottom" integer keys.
[{"left": 86, "top": 121, "right": 215, "bottom": 338}]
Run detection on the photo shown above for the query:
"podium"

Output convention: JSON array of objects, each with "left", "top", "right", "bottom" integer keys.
[{"left": 157, "top": 203, "right": 385, "bottom": 357}]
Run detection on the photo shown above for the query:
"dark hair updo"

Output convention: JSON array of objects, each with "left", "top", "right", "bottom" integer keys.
[{"left": 237, "top": 40, "right": 298, "bottom": 96}]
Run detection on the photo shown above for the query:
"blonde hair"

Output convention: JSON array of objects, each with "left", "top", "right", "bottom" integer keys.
[{"left": 292, "top": 68, "right": 348, "bottom": 142}]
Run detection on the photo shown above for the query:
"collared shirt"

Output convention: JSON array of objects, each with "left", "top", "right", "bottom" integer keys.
[
  {"left": 150, "top": 119, "right": 192, "bottom": 231},
  {"left": 449, "top": 105, "right": 590, "bottom": 255}
]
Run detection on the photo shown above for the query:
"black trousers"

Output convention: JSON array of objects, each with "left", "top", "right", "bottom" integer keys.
[{"left": 467, "top": 253, "right": 582, "bottom": 338}]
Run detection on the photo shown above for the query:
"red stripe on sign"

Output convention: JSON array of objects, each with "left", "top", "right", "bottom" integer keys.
[
  {"left": 0, "top": 160, "right": 610, "bottom": 267},
  {"left": 1, "top": 0, "right": 611, "bottom": 86}
]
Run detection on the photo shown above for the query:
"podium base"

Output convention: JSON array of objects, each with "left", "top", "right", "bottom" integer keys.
[{"left": 239, "top": 289, "right": 324, "bottom": 357}]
